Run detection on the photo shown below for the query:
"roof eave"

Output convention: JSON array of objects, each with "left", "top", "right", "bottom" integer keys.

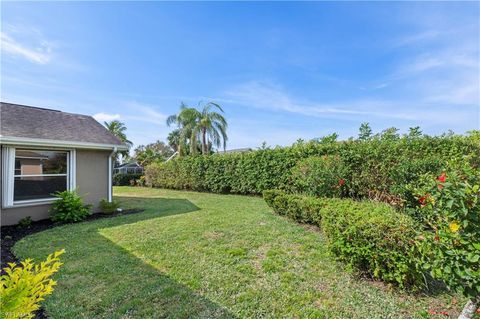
[{"left": 0, "top": 136, "right": 129, "bottom": 151}]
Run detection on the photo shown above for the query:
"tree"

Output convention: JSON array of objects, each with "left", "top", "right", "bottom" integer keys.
[
  {"left": 133, "top": 141, "right": 174, "bottom": 166},
  {"left": 166, "top": 101, "right": 228, "bottom": 156},
  {"left": 358, "top": 122, "right": 372, "bottom": 141},
  {"left": 167, "top": 129, "right": 181, "bottom": 152},
  {"left": 166, "top": 103, "right": 198, "bottom": 156},
  {"left": 104, "top": 120, "right": 133, "bottom": 164},
  {"left": 407, "top": 126, "right": 423, "bottom": 139},
  {"left": 191, "top": 102, "right": 228, "bottom": 155}
]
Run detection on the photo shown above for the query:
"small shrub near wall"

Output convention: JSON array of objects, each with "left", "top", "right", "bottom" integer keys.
[
  {"left": 263, "top": 190, "right": 422, "bottom": 288},
  {"left": 49, "top": 190, "right": 91, "bottom": 223}
]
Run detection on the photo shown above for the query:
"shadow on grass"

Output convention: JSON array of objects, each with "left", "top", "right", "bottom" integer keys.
[{"left": 35, "top": 197, "right": 237, "bottom": 318}]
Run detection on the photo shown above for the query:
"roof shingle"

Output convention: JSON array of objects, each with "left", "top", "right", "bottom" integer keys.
[{"left": 0, "top": 102, "right": 124, "bottom": 146}]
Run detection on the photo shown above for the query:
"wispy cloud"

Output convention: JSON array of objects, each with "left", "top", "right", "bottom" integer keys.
[
  {"left": 91, "top": 101, "right": 168, "bottom": 125},
  {"left": 225, "top": 81, "right": 416, "bottom": 120},
  {"left": 123, "top": 101, "right": 168, "bottom": 125},
  {"left": 1, "top": 29, "right": 53, "bottom": 64}
]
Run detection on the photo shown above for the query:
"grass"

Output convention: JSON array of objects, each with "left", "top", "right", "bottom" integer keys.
[{"left": 13, "top": 186, "right": 467, "bottom": 319}]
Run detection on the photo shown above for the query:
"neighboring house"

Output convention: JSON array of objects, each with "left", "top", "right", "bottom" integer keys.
[
  {"left": 113, "top": 162, "right": 144, "bottom": 175},
  {"left": 0, "top": 102, "right": 128, "bottom": 225}
]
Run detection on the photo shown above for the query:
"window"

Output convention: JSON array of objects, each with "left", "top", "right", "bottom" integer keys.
[{"left": 13, "top": 150, "right": 69, "bottom": 202}]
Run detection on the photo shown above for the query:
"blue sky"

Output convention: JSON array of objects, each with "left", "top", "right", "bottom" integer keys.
[{"left": 1, "top": 2, "right": 479, "bottom": 150}]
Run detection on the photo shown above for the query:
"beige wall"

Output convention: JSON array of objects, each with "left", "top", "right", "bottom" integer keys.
[
  {"left": 1, "top": 147, "right": 112, "bottom": 226},
  {"left": 76, "top": 149, "right": 110, "bottom": 211}
]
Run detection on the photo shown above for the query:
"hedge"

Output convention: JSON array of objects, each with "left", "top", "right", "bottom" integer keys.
[
  {"left": 263, "top": 189, "right": 421, "bottom": 288},
  {"left": 145, "top": 132, "right": 480, "bottom": 204},
  {"left": 113, "top": 173, "right": 143, "bottom": 186}
]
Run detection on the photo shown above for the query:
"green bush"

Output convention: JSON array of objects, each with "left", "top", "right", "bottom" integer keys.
[
  {"left": 99, "top": 198, "right": 121, "bottom": 214},
  {"left": 413, "top": 164, "right": 480, "bottom": 300},
  {"left": 263, "top": 190, "right": 421, "bottom": 287},
  {"left": 146, "top": 131, "right": 479, "bottom": 204},
  {"left": 113, "top": 173, "right": 143, "bottom": 186},
  {"left": 49, "top": 190, "right": 91, "bottom": 223},
  {"left": 289, "top": 155, "right": 348, "bottom": 197},
  {"left": 18, "top": 216, "right": 32, "bottom": 227}
]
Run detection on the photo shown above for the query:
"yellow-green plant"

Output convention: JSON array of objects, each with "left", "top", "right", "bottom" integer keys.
[{"left": 0, "top": 249, "right": 65, "bottom": 319}]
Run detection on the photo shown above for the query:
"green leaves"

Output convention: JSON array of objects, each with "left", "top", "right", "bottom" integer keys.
[
  {"left": 49, "top": 190, "right": 91, "bottom": 223},
  {"left": 414, "top": 165, "right": 480, "bottom": 299},
  {"left": 263, "top": 190, "right": 422, "bottom": 288},
  {"left": 144, "top": 130, "right": 479, "bottom": 203}
]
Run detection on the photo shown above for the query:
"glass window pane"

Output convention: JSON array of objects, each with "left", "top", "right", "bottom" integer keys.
[
  {"left": 14, "top": 176, "right": 67, "bottom": 201},
  {"left": 15, "top": 150, "right": 67, "bottom": 175}
]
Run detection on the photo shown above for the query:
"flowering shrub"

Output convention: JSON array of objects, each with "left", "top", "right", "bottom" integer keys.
[
  {"left": 0, "top": 250, "right": 65, "bottom": 319},
  {"left": 289, "top": 156, "right": 348, "bottom": 198},
  {"left": 413, "top": 164, "right": 479, "bottom": 300}
]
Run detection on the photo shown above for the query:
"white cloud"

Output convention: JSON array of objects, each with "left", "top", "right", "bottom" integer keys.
[
  {"left": 93, "top": 112, "right": 121, "bottom": 122},
  {"left": 1, "top": 31, "right": 52, "bottom": 64}
]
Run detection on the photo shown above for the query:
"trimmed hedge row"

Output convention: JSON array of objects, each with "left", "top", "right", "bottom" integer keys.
[
  {"left": 145, "top": 133, "right": 480, "bottom": 204},
  {"left": 263, "top": 189, "right": 421, "bottom": 287},
  {"left": 113, "top": 173, "right": 143, "bottom": 186}
]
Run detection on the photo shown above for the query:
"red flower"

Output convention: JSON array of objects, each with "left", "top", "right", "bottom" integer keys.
[
  {"left": 419, "top": 194, "right": 429, "bottom": 207},
  {"left": 437, "top": 172, "right": 446, "bottom": 183},
  {"left": 434, "top": 232, "right": 440, "bottom": 242},
  {"left": 338, "top": 179, "right": 345, "bottom": 186}
]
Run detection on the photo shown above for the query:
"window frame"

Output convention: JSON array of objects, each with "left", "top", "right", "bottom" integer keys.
[{"left": 2, "top": 146, "right": 76, "bottom": 208}]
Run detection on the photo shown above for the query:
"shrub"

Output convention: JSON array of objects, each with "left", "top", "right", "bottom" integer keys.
[
  {"left": 49, "top": 190, "right": 91, "bottom": 223},
  {"left": 263, "top": 190, "right": 422, "bottom": 287},
  {"left": 17, "top": 216, "right": 32, "bottom": 227},
  {"left": 0, "top": 250, "right": 65, "bottom": 319},
  {"left": 413, "top": 164, "right": 480, "bottom": 300},
  {"left": 321, "top": 198, "right": 420, "bottom": 287},
  {"left": 145, "top": 131, "right": 479, "bottom": 204},
  {"left": 99, "top": 198, "right": 120, "bottom": 214},
  {"left": 289, "top": 156, "right": 348, "bottom": 197},
  {"left": 113, "top": 173, "right": 143, "bottom": 186}
]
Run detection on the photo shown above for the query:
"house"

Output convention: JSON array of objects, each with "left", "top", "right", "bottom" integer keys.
[
  {"left": 113, "top": 162, "right": 144, "bottom": 175},
  {"left": 0, "top": 102, "right": 128, "bottom": 225}
]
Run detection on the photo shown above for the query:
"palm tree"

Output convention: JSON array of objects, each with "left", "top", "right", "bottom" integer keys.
[
  {"left": 166, "top": 103, "right": 199, "bottom": 156},
  {"left": 167, "top": 101, "right": 228, "bottom": 156},
  {"left": 192, "top": 102, "right": 228, "bottom": 154},
  {"left": 104, "top": 120, "right": 133, "bottom": 163}
]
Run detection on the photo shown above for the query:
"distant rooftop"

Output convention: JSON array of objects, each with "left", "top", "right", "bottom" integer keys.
[
  {"left": 0, "top": 102, "right": 124, "bottom": 146},
  {"left": 218, "top": 148, "right": 252, "bottom": 154}
]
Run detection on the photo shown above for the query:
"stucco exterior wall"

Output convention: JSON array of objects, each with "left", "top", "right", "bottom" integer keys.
[
  {"left": 1, "top": 147, "right": 112, "bottom": 226},
  {"left": 75, "top": 149, "right": 110, "bottom": 210}
]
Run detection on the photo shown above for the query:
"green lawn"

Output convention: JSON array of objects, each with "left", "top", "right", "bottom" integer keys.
[{"left": 14, "top": 187, "right": 465, "bottom": 318}]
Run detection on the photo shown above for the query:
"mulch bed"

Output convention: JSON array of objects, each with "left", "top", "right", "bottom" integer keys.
[{"left": 1, "top": 208, "right": 144, "bottom": 319}]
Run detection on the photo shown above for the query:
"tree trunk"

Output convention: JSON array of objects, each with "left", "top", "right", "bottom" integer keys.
[
  {"left": 458, "top": 299, "right": 478, "bottom": 319},
  {"left": 202, "top": 128, "right": 207, "bottom": 155}
]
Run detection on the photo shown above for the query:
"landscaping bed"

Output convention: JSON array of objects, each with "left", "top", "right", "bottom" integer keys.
[
  {"left": 1, "top": 208, "right": 143, "bottom": 319},
  {"left": 1, "top": 208, "right": 144, "bottom": 270}
]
